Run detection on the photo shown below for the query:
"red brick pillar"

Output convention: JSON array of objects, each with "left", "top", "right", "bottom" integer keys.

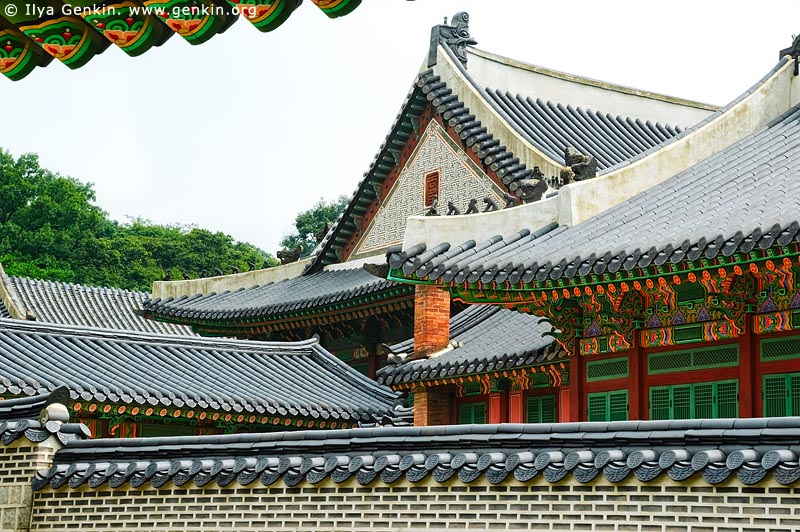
[
  {"left": 413, "top": 285, "right": 450, "bottom": 359},
  {"left": 413, "top": 386, "right": 453, "bottom": 426}
]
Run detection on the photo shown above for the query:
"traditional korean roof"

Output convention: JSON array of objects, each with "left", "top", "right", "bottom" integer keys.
[
  {"left": 0, "top": 320, "right": 400, "bottom": 426},
  {"left": 0, "top": 273, "right": 194, "bottom": 335},
  {"left": 143, "top": 265, "right": 413, "bottom": 335},
  {"left": 377, "top": 305, "right": 563, "bottom": 387},
  {"left": 483, "top": 92, "right": 682, "bottom": 171},
  {"left": 0, "top": 298, "right": 9, "bottom": 319},
  {"left": 306, "top": 41, "right": 711, "bottom": 273},
  {"left": 390, "top": 102, "right": 800, "bottom": 287},
  {"left": 0, "top": 386, "right": 90, "bottom": 445},
  {"left": 0, "top": 0, "right": 361, "bottom": 81},
  {"left": 35, "top": 418, "right": 800, "bottom": 490}
]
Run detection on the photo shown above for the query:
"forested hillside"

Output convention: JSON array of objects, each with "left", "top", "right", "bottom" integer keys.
[{"left": 0, "top": 149, "right": 277, "bottom": 291}]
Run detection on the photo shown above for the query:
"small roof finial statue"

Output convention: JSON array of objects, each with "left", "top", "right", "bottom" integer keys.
[
  {"left": 428, "top": 12, "right": 478, "bottom": 69},
  {"left": 780, "top": 34, "right": 800, "bottom": 75}
]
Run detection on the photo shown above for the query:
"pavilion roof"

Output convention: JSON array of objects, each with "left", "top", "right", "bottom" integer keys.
[
  {"left": 378, "top": 305, "right": 564, "bottom": 388},
  {"left": 0, "top": 270, "right": 194, "bottom": 335},
  {"left": 143, "top": 264, "right": 412, "bottom": 335},
  {"left": 0, "top": 319, "right": 400, "bottom": 426},
  {"left": 389, "top": 93, "right": 800, "bottom": 290}
]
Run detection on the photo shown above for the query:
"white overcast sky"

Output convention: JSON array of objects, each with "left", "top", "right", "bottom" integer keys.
[{"left": 1, "top": 0, "right": 798, "bottom": 254}]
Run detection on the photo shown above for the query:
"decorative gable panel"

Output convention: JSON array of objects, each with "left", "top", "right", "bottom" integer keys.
[{"left": 350, "top": 120, "right": 504, "bottom": 259}]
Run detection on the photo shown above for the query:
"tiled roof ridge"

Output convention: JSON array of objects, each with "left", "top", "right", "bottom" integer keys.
[
  {"left": 391, "top": 100, "right": 800, "bottom": 286},
  {"left": 466, "top": 47, "right": 719, "bottom": 111},
  {"left": 11, "top": 275, "right": 149, "bottom": 295},
  {"left": 0, "top": 322, "right": 400, "bottom": 423},
  {"left": 598, "top": 57, "right": 791, "bottom": 176},
  {"left": 144, "top": 268, "right": 410, "bottom": 324},
  {"left": 442, "top": 44, "right": 686, "bottom": 173},
  {"left": 0, "top": 386, "right": 90, "bottom": 446},
  {"left": 306, "top": 57, "right": 543, "bottom": 273},
  {"left": 0, "top": 318, "right": 321, "bottom": 354},
  {"left": 36, "top": 418, "right": 800, "bottom": 490}
]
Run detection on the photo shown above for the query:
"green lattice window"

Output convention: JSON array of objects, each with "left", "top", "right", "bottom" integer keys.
[
  {"left": 459, "top": 402, "right": 487, "bottom": 424},
  {"left": 648, "top": 345, "right": 738, "bottom": 375},
  {"left": 649, "top": 380, "right": 738, "bottom": 420},
  {"left": 763, "top": 373, "right": 800, "bottom": 417},
  {"left": 761, "top": 337, "right": 800, "bottom": 362},
  {"left": 526, "top": 394, "right": 557, "bottom": 424},
  {"left": 586, "top": 390, "right": 628, "bottom": 422},
  {"left": 586, "top": 357, "right": 629, "bottom": 382}
]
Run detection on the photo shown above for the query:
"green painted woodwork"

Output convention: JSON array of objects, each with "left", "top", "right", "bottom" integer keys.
[
  {"left": 71, "top": 2, "right": 171, "bottom": 57},
  {"left": 462, "top": 381, "right": 482, "bottom": 397},
  {"left": 672, "top": 324, "right": 703, "bottom": 344},
  {"left": 763, "top": 373, "right": 800, "bottom": 417},
  {"left": 313, "top": 0, "right": 361, "bottom": 18},
  {"left": 143, "top": 0, "right": 229, "bottom": 45},
  {"left": 586, "top": 357, "right": 629, "bottom": 382},
  {"left": 17, "top": 14, "right": 110, "bottom": 70},
  {"left": 649, "top": 380, "right": 738, "bottom": 420},
  {"left": 227, "top": 0, "right": 300, "bottom": 33},
  {"left": 648, "top": 345, "right": 738, "bottom": 375},
  {"left": 761, "top": 336, "right": 800, "bottom": 362},
  {"left": 525, "top": 394, "right": 557, "bottom": 424},
  {"left": 586, "top": 390, "right": 628, "bottom": 422},
  {"left": 0, "top": 24, "right": 45, "bottom": 81},
  {"left": 140, "top": 423, "right": 196, "bottom": 437},
  {"left": 458, "top": 401, "right": 486, "bottom": 424}
]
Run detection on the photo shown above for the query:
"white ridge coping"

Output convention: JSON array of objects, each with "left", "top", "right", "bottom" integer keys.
[
  {"left": 151, "top": 258, "right": 312, "bottom": 300},
  {"left": 402, "top": 196, "right": 558, "bottom": 251},
  {"left": 401, "top": 57, "right": 798, "bottom": 251}
]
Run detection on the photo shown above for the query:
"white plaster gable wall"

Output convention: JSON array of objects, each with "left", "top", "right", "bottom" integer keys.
[
  {"left": 466, "top": 48, "right": 717, "bottom": 128},
  {"left": 352, "top": 119, "right": 504, "bottom": 258}
]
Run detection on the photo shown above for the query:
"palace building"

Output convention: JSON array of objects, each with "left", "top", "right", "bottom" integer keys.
[{"left": 143, "top": 13, "right": 715, "bottom": 386}]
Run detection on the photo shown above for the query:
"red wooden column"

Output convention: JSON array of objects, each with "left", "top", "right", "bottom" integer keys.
[
  {"left": 488, "top": 392, "right": 509, "bottom": 423},
  {"left": 738, "top": 316, "right": 756, "bottom": 418},
  {"left": 564, "top": 352, "right": 582, "bottom": 422},
  {"left": 629, "top": 338, "right": 644, "bottom": 420},
  {"left": 508, "top": 391, "right": 524, "bottom": 423}
]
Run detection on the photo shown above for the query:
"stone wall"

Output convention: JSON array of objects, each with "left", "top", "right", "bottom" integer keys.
[
  {"left": 0, "top": 439, "right": 57, "bottom": 532},
  {"left": 27, "top": 476, "right": 800, "bottom": 532}
]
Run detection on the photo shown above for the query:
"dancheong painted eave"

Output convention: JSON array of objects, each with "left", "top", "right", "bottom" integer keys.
[{"left": 0, "top": 0, "right": 360, "bottom": 81}]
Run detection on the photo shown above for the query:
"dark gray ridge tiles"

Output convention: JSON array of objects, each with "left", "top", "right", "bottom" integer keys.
[
  {"left": 35, "top": 418, "right": 800, "bottom": 490},
  {"left": 0, "top": 386, "right": 90, "bottom": 446},
  {"left": 5, "top": 276, "right": 194, "bottom": 335},
  {"left": 306, "top": 68, "right": 543, "bottom": 273},
  {"left": 377, "top": 305, "right": 562, "bottom": 386},
  {"left": 144, "top": 267, "right": 404, "bottom": 322},
  {"left": 0, "top": 320, "right": 400, "bottom": 423},
  {"left": 0, "top": 298, "right": 9, "bottom": 319},
  {"left": 483, "top": 91, "right": 682, "bottom": 170},
  {"left": 393, "top": 104, "right": 800, "bottom": 286}
]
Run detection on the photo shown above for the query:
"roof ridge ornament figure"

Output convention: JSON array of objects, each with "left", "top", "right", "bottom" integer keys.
[
  {"left": 508, "top": 165, "right": 548, "bottom": 203},
  {"left": 560, "top": 146, "right": 598, "bottom": 184},
  {"left": 428, "top": 12, "right": 478, "bottom": 69},
  {"left": 779, "top": 33, "right": 800, "bottom": 75},
  {"left": 425, "top": 196, "right": 440, "bottom": 216},
  {"left": 277, "top": 245, "right": 303, "bottom": 265}
]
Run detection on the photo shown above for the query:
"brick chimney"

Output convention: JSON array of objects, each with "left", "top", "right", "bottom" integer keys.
[{"left": 413, "top": 284, "right": 450, "bottom": 359}]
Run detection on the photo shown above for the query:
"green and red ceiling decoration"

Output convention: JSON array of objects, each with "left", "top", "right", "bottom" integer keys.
[{"left": 0, "top": 0, "right": 360, "bottom": 80}]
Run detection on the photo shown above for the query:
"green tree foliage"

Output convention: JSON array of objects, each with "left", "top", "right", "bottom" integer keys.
[
  {"left": 0, "top": 150, "right": 277, "bottom": 291},
  {"left": 279, "top": 195, "right": 349, "bottom": 257}
]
